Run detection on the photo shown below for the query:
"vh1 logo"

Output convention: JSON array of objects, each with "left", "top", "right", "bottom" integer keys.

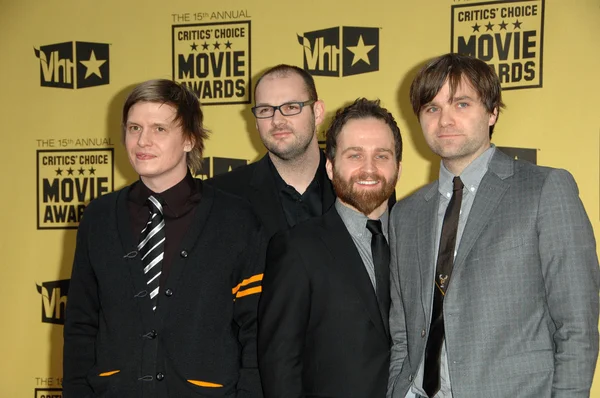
[{"left": 36, "top": 279, "right": 69, "bottom": 325}]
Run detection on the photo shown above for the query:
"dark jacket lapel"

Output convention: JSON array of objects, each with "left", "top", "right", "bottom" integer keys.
[
  {"left": 320, "top": 208, "right": 389, "bottom": 341},
  {"left": 248, "top": 155, "right": 288, "bottom": 238},
  {"left": 116, "top": 186, "right": 156, "bottom": 325}
]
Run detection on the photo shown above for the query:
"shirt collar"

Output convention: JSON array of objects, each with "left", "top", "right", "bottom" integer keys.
[
  {"left": 438, "top": 145, "right": 496, "bottom": 198},
  {"left": 129, "top": 171, "right": 201, "bottom": 217},
  {"left": 268, "top": 151, "right": 326, "bottom": 195},
  {"left": 335, "top": 198, "right": 389, "bottom": 238}
]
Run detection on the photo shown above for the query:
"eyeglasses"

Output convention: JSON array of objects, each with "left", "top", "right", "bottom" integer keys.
[{"left": 251, "top": 100, "right": 316, "bottom": 119}]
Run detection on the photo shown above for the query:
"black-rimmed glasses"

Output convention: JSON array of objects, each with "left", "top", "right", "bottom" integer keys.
[{"left": 251, "top": 100, "right": 316, "bottom": 119}]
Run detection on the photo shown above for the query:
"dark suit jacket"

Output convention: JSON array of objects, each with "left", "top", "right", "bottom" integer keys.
[
  {"left": 258, "top": 207, "right": 390, "bottom": 398},
  {"left": 206, "top": 154, "right": 336, "bottom": 239},
  {"left": 63, "top": 181, "right": 266, "bottom": 398}
]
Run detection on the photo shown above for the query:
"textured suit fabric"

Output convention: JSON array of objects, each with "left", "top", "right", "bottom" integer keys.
[
  {"left": 388, "top": 150, "right": 599, "bottom": 398},
  {"left": 258, "top": 208, "right": 391, "bottom": 398},
  {"left": 63, "top": 181, "right": 266, "bottom": 398}
]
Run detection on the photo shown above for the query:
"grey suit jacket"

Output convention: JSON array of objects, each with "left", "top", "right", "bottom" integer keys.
[{"left": 388, "top": 150, "right": 599, "bottom": 398}]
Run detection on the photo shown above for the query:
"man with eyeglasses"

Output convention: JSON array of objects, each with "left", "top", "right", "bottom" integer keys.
[{"left": 207, "top": 64, "right": 336, "bottom": 239}]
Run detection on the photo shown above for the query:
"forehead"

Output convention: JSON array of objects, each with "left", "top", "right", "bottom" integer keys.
[
  {"left": 434, "top": 77, "right": 480, "bottom": 102},
  {"left": 127, "top": 101, "right": 178, "bottom": 123},
  {"left": 337, "top": 117, "right": 394, "bottom": 148},
  {"left": 255, "top": 73, "right": 308, "bottom": 104}
]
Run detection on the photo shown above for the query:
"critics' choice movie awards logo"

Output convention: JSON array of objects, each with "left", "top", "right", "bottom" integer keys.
[
  {"left": 172, "top": 21, "right": 251, "bottom": 105},
  {"left": 36, "top": 279, "right": 69, "bottom": 325},
  {"left": 451, "top": 0, "right": 544, "bottom": 90},
  {"left": 37, "top": 149, "right": 114, "bottom": 229},
  {"left": 34, "top": 388, "right": 62, "bottom": 398},
  {"left": 34, "top": 41, "right": 110, "bottom": 89},
  {"left": 297, "top": 26, "right": 379, "bottom": 77}
]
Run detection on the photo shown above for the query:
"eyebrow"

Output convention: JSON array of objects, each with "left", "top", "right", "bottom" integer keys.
[{"left": 342, "top": 147, "right": 393, "bottom": 154}]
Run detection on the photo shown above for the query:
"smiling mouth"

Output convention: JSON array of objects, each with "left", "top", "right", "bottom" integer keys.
[
  {"left": 136, "top": 153, "right": 155, "bottom": 160},
  {"left": 356, "top": 180, "right": 379, "bottom": 185}
]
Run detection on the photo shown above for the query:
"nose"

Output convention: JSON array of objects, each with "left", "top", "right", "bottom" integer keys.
[
  {"left": 137, "top": 129, "right": 152, "bottom": 147},
  {"left": 439, "top": 108, "right": 454, "bottom": 127},
  {"left": 270, "top": 109, "right": 287, "bottom": 126},
  {"left": 361, "top": 156, "right": 377, "bottom": 173}
]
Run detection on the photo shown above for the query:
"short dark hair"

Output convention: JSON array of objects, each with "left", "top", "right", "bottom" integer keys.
[
  {"left": 122, "top": 79, "right": 209, "bottom": 174},
  {"left": 254, "top": 64, "right": 318, "bottom": 102},
  {"left": 410, "top": 53, "right": 505, "bottom": 136},
  {"left": 325, "top": 98, "right": 402, "bottom": 163}
]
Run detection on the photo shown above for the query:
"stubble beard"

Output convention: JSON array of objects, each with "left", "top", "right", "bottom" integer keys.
[{"left": 263, "top": 119, "right": 316, "bottom": 162}]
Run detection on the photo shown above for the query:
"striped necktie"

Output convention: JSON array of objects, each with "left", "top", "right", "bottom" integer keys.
[{"left": 137, "top": 195, "right": 165, "bottom": 311}]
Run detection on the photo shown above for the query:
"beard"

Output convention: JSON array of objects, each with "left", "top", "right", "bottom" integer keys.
[{"left": 332, "top": 167, "right": 398, "bottom": 216}]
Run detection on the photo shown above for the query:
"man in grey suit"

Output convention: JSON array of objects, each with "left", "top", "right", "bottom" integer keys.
[{"left": 388, "top": 53, "right": 599, "bottom": 398}]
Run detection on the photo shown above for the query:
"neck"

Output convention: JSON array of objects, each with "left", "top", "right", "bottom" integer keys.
[
  {"left": 140, "top": 170, "right": 187, "bottom": 193},
  {"left": 269, "top": 143, "right": 321, "bottom": 195}
]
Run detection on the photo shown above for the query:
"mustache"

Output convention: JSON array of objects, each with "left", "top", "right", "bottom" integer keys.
[{"left": 351, "top": 172, "right": 385, "bottom": 182}]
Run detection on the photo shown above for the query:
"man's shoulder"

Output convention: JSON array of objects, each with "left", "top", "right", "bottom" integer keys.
[{"left": 205, "top": 159, "right": 264, "bottom": 193}]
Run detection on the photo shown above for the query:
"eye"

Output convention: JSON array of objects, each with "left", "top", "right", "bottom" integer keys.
[
  {"left": 457, "top": 102, "right": 469, "bottom": 109},
  {"left": 348, "top": 153, "right": 361, "bottom": 159},
  {"left": 424, "top": 106, "right": 438, "bottom": 113},
  {"left": 282, "top": 103, "right": 301, "bottom": 112},
  {"left": 128, "top": 125, "right": 141, "bottom": 133},
  {"left": 257, "top": 106, "right": 271, "bottom": 115},
  {"left": 157, "top": 126, "right": 166, "bottom": 132},
  {"left": 376, "top": 154, "right": 390, "bottom": 160}
]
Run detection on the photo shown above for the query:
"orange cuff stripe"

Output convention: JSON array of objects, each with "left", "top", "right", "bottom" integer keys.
[
  {"left": 232, "top": 273, "right": 263, "bottom": 294},
  {"left": 99, "top": 370, "right": 120, "bottom": 377},
  {"left": 236, "top": 286, "right": 262, "bottom": 298},
  {"left": 187, "top": 379, "right": 223, "bottom": 388}
]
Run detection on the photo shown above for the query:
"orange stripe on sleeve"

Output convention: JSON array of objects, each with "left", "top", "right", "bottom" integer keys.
[
  {"left": 187, "top": 379, "right": 223, "bottom": 388},
  {"left": 236, "top": 286, "right": 262, "bottom": 298},
  {"left": 231, "top": 273, "right": 263, "bottom": 294},
  {"left": 99, "top": 370, "right": 120, "bottom": 377}
]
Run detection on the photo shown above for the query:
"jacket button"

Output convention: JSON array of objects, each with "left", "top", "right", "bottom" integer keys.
[
  {"left": 180, "top": 250, "right": 188, "bottom": 258},
  {"left": 164, "top": 288, "right": 173, "bottom": 297},
  {"left": 156, "top": 372, "right": 164, "bottom": 381},
  {"left": 149, "top": 329, "right": 157, "bottom": 339},
  {"left": 421, "top": 329, "right": 426, "bottom": 338}
]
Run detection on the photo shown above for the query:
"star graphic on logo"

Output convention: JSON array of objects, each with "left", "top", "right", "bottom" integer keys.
[
  {"left": 213, "top": 41, "right": 221, "bottom": 50},
  {"left": 79, "top": 50, "right": 107, "bottom": 79},
  {"left": 472, "top": 23, "right": 480, "bottom": 32},
  {"left": 55, "top": 168, "right": 63, "bottom": 176},
  {"left": 202, "top": 41, "right": 209, "bottom": 50},
  {"left": 485, "top": 22, "right": 494, "bottom": 31},
  {"left": 346, "top": 35, "right": 376, "bottom": 66},
  {"left": 499, "top": 20, "right": 508, "bottom": 30},
  {"left": 513, "top": 19, "right": 522, "bottom": 29},
  {"left": 190, "top": 42, "right": 198, "bottom": 51},
  {"left": 225, "top": 40, "right": 232, "bottom": 49},
  {"left": 89, "top": 167, "right": 96, "bottom": 175},
  {"left": 78, "top": 167, "right": 85, "bottom": 175},
  {"left": 67, "top": 168, "right": 74, "bottom": 176}
]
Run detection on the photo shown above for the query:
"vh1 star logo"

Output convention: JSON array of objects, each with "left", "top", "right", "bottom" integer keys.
[
  {"left": 34, "top": 41, "right": 110, "bottom": 89},
  {"left": 36, "top": 279, "right": 69, "bottom": 325},
  {"left": 297, "top": 26, "right": 379, "bottom": 77}
]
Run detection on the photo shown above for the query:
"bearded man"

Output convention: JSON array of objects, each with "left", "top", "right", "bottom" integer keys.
[{"left": 257, "top": 98, "right": 402, "bottom": 398}]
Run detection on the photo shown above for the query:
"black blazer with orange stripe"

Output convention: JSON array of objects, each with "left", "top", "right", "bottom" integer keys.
[
  {"left": 63, "top": 181, "right": 266, "bottom": 398},
  {"left": 258, "top": 207, "right": 390, "bottom": 398}
]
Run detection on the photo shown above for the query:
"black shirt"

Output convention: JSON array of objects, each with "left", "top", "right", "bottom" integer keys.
[
  {"left": 127, "top": 172, "right": 201, "bottom": 287},
  {"left": 268, "top": 152, "right": 330, "bottom": 228}
]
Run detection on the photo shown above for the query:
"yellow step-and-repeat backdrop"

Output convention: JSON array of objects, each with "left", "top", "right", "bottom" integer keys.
[{"left": 1, "top": 0, "right": 598, "bottom": 396}]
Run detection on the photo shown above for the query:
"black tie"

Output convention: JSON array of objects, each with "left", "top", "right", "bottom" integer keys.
[
  {"left": 366, "top": 219, "right": 391, "bottom": 334},
  {"left": 137, "top": 195, "right": 165, "bottom": 311},
  {"left": 423, "top": 176, "right": 464, "bottom": 397}
]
